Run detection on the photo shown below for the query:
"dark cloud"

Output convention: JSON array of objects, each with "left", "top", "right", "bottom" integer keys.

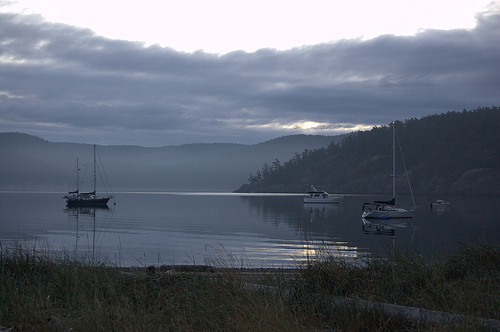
[{"left": 0, "top": 11, "right": 499, "bottom": 146}]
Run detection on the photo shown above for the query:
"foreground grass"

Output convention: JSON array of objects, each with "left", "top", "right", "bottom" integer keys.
[{"left": 0, "top": 244, "right": 499, "bottom": 331}]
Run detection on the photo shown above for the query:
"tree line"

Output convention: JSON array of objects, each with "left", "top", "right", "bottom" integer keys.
[{"left": 235, "top": 106, "right": 499, "bottom": 195}]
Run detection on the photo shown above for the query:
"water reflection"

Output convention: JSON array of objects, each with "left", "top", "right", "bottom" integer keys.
[
  {"left": 361, "top": 218, "right": 408, "bottom": 236},
  {"left": 240, "top": 195, "right": 303, "bottom": 223},
  {"left": 1, "top": 192, "right": 498, "bottom": 268},
  {"left": 430, "top": 204, "right": 451, "bottom": 215},
  {"left": 242, "top": 196, "right": 367, "bottom": 262},
  {"left": 361, "top": 218, "right": 416, "bottom": 254},
  {"left": 303, "top": 203, "right": 342, "bottom": 221},
  {"left": 65, "top": 206, "right": 109, "bottom": 215},
  {"left": 63, "top": 205, "right": 113, "bottom": 264}
]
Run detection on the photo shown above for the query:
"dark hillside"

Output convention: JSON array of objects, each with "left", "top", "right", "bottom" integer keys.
[{"left": 235, "top": 107, "right": 500, "bottom": 195}]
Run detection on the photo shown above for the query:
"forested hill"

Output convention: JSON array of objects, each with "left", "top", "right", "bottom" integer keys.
[{"left": 234, "top": 107, "right": 500, "bottom": 195}]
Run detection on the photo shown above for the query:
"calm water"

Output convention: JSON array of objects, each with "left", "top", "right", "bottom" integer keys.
[{"left": 1, "top": 192, "right": 498, "bottom": 268}]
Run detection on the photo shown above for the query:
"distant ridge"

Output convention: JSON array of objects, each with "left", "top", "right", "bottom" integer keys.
[
  {"left": 0, "top": 132, "right": 49, "bottom": 145},
  {"left": 0, "top": 133, "right": 340, "bottom": 192}
]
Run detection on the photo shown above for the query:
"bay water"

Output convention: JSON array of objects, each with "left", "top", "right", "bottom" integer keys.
[{"left": 1, "top": 192, "right": 498, "bottom": 268}]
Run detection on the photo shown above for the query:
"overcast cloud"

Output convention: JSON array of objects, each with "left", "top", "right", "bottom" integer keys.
[{"left": 0, "top": 10, "right": 499, "bottom": 146}]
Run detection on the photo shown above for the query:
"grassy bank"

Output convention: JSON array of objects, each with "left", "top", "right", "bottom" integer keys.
[{"left": 1, "top": 243, "right": 499, "bottom": 331}]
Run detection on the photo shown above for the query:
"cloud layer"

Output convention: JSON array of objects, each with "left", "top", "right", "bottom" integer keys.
[{"left": 1, "top": 11, "right": 499, "bottom": 146}]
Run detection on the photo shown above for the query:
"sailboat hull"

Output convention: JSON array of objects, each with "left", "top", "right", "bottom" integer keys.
[
  {"left": 362, "top": 207, "right": 414, "bottom": 219},
  {"left": 66, "top": 197, "right": 111, "bottom": 206}
]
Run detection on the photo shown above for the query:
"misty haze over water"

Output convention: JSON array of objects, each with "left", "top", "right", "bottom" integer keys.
[{"left": 0, "top": 133, "right": 341, "bottom": 192}]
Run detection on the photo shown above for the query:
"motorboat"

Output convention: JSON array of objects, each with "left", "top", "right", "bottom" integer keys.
[
  {"left": 303, "top": 185, "right": 342, "bottom": 203},
  {"left": 430, "top": 199, "right": 450, "bottom": 208}
]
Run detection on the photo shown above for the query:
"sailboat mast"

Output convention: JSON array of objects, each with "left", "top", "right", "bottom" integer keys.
[
  {"left": 76, "top": 158, "right": 80, "bottom": 193},
  {"left": 93, "top": 144, "right": 96, "bottom": 194},
  {"left": 392, "top": 122, "right": 396, "bottom": 200}
]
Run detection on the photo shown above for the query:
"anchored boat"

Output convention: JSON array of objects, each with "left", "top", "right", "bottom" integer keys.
[
  {"left": 64, "top": 145, "right": 114, "bottom": 207},
  {"left": 303, "top": 185, "right": 342, "bottom": 203},
  {"left": 362, "top": 122, "right": 415, "bottom": 219}
]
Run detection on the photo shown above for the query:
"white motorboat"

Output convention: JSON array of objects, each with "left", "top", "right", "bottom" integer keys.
[
  {"left": 430, "top": 199, "right": 450, "bottom": 207},
  {"left": 303, "top": 185, "right": 342, "bottom": 203}
]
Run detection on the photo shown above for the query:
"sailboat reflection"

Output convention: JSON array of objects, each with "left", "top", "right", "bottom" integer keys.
[
  {"left": 361, "top": 218, "right": 407, "bottom": 236},
  {"left": 64, "top": 206, "right": 111, "bottom": 263},
  {"left": 65, "top": 206, "right": 109, "bottom": 216},
  {"left": 362, "top": 218, "right": 414, "bottom": 253}
]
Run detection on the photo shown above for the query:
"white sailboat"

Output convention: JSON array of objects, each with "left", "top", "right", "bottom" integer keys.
[{"left": 362, "top": 122, "right": 415, "bottom": 219}]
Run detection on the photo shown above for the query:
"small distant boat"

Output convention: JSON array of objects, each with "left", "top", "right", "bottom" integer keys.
[
  {"left": 430, "top": 199, "right": 450, "bottom": 208},
  {"left": 303, "top": 185, "right": 342, "bottom": 203},
  {"left": 362, "top": 122, "right": 416, "bottom": 219},
  {"left": 64, "top": 145, "right": 114, "bottom": 207}
]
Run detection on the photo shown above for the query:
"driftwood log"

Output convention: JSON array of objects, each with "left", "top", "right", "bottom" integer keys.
[{"left": 244, "top": 283, "right": 500, "bottom": 330}]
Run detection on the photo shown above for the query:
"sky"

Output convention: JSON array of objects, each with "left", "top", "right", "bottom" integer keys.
[{"left": 0, "top": 0, "right": 499, "bottom": 146}]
